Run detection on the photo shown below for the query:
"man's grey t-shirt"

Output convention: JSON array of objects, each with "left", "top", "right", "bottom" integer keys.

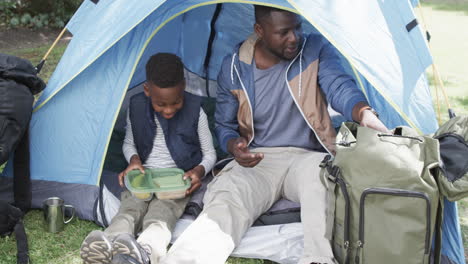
[{"left": 250, "top": 59, "right": 324, "bottom": 151}]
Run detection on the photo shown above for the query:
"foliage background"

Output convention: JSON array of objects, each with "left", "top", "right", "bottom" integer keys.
[{"left": 0, "top": 0, "right": 82, "bottom": 29}]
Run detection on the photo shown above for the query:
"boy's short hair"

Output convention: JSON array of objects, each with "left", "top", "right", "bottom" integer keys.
[
  {"left": 146, "top": 53, "right": 184, "bottom": 88},
  {"left": 254, "top": 5, "right": 287, "bottom": 23}
]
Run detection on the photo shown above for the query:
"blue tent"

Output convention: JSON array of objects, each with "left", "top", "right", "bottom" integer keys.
[{"left": 0, "top": 0, "right": 465, "bottom": 263}]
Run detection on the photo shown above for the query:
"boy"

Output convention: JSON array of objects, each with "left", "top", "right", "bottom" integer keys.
[{"left": 80, "top": 53, "right": 216, "bottom": 264}]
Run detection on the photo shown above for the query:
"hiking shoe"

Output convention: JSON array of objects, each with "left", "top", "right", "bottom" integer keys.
[
  {"left": 80, "top": 230, "right": 113, "bottom": 264},
  {"left": 112, "top": 233, "right": 151, "bottom": 264}
]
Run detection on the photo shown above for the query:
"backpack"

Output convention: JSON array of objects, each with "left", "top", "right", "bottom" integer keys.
[
  {"left": 0, "top": 53, "right": 45, "bottom": 264},
  {"left": 0, "top": 53, "right": 44, "bottom": 165},
  {"left": 321, "top": 122, "right": 442, "bottom": 264},
  {"left": 433, "top": 115, "right": 468, "bottom": 201}
]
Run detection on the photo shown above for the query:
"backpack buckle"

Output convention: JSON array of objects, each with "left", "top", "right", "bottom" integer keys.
[
  {"left": 327, "top": 174, "right": 337, "bottom": 183},
  {"left": 319, "top": 155, "right": 332, "bottom": 168}
]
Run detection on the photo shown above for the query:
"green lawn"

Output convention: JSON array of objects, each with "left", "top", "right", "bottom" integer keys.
[
  {"left": 3, "top": 43, "right": 68, "bottom": 86},
  {"left": 1, "top": 3, "right": 467, "bottom": 264}
]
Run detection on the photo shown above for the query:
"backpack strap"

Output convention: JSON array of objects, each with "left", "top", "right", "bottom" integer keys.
[
  {"left": 320, "top": 156, "right": 336, "bottom": 241},
  {"left": 13, "top": 128, "right": 31, "bottom": 212},
  {"left": 432, "top": 197, "right": 444, "bottom": 264},
  {"left": 320, "top": 155, "right": 352, "bottom": 264},
  {"left": 14, "top": 219, "right": 29, "bottom": 264}
]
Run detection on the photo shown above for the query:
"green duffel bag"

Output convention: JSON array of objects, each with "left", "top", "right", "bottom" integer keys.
[
  {"left": 433, "top": 116, "right": 468, "bottom": 201},
  {"left": 321, "top": 122, "right": 441, "bottom": 264}
]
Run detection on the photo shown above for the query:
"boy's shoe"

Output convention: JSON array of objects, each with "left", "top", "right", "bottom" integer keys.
[
  {"left": 112, "top": 233, "right": 151, "bottom": 264},
  {"left": 80, "top": 230, "right": 113, "bottom": 264},
  {"left": 111, "top": 254, "right": 141, "bottom": 264}
]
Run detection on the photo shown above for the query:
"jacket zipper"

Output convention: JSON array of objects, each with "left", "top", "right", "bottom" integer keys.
[{"left": 355, "top": 188, "right": 431, "bottom": 264}]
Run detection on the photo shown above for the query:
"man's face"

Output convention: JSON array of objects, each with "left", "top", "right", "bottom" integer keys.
[
  {"left": 255, "top": 11, "right": 303, "bottom": 60},
  {"left": 144, "top": 81, "right": 185, "bottom": 119}
]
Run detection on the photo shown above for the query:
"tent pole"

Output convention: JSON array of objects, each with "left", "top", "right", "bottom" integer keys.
[
  {"left": 36, "top": 27, "right": 68, "bottom": 74},
  {"left": 416, "top": 3, "right": 454, "bottom": 120},
  {"left": 432, "top": 67, "right": 442, "bottom": 124}
]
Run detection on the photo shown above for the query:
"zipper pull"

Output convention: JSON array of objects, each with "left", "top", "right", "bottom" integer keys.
[{"left": 355, "top": 240, "right": 363, "bottom": 264}]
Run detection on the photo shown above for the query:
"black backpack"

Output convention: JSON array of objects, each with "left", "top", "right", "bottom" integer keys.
[
  {"left": 0, "top": 53, "right": 44, "bottom": 165},
  {"left": 0, "top": 53, "right": 46, "bottom": 264}
]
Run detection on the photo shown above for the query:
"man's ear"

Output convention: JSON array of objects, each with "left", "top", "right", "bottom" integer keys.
[
  {"left": 254, "top": 23, "right": 263, "bottom": 39},
  {"left": 181, "top": 79, "right": 186, "bottom": 90},
  {"left": 143, "top": 83, "right": 150, "bottom": 97}
]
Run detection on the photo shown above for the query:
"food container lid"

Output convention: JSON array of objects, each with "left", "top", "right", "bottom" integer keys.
[{"left": 125, "top": 168, "right": 190, "bottom": 194}]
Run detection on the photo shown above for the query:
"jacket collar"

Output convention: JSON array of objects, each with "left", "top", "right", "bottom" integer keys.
[{"left": 238, "top": 34, "right": 258, "bottom": 65}]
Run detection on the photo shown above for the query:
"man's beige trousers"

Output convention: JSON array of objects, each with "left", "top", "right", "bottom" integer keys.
[{"left": 162, "top": 147, "right": 335, "bottom": 264}]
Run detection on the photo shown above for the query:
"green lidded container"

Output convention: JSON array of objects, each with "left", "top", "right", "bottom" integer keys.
[{"left": 125, "top": 168, "right": 190, "bottom": 200}]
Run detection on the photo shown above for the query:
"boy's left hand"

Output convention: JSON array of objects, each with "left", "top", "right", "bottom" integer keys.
[{"left": 184, "top": 165, "right": 205, "bottom": 196}]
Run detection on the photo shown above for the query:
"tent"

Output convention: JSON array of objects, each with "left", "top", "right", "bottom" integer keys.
[{"left": 0, "top": 0, "right": 465, "bottom": 263}]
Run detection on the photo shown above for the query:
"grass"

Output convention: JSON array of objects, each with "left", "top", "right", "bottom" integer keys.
[
  {"left": 0, "top": 3, "right": 467, "bottom": 264},
  {"left": 0, "top": 210, "right": 97, "bottom": 264},
  {"left": 423, "top": 0, "right": 468, "bottom": 15},
  {"left": 3, "top": 43, "right": 68, "bottom": 87}
]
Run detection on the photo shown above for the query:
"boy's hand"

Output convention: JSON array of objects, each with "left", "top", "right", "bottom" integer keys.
[
  {"left": 227, "top": 137, "right": 263, "bottom": 168},
  {"left": 118, "top": 155, "right": 145, "bottom": 187},
  {"left": 184, "top": 165, "right": 205, "bottom": 196}
]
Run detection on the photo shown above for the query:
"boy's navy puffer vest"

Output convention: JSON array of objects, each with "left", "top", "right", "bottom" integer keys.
[{"left": 129, "top": 91, "right": 202, "bottom": 171}]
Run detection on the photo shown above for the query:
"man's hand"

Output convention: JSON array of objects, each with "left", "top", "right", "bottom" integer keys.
[
  {"left": 227, "top": 137, "right": 264, "bottom": 168},
  {"left": 360, "top": 109, "right": 391, "bottom": 133},
  {"left": 118, "top": 155, "right": 145, "bottom": 187},
  {"left": 184, "top": 165, "right": 204, "bottom": 196}
]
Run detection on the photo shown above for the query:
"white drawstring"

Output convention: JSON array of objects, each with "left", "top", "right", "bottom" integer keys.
[
  {"left": 299, "top": 52, "right": 303, "bottom": 97},
  {"left": 230, "top": 53, "right": 237, "bottom": 84},
  {"left": 298, "top": 38, "right": 307, "bottom": 97}
]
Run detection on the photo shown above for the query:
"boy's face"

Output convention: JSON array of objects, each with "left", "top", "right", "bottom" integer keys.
[{"left": 144, "top": 80, "right": 185, "bottom": 119}]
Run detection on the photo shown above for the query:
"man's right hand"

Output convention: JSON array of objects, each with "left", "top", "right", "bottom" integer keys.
[
  {"left": 227, "top": 137, "right": 264, "bottom": 168},
  {"left": 118, "top": 155, "right": 145, "bottom": 187}
]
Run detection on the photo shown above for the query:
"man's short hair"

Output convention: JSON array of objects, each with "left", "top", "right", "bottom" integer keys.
[
  {"left": 254, "top": 5, "right": 288, "bottom": 24},
  {"left": 146, "top": 53, "right": 184, "bottom": 88}
]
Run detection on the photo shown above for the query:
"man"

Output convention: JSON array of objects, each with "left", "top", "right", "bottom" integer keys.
[{"left": 161, "top": 6, "right": 388, "bottom": 264}]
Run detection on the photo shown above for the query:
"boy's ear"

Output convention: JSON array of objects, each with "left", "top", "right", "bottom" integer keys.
[{"left": 143, "top": 83, "right": 150, "bottom": 97}]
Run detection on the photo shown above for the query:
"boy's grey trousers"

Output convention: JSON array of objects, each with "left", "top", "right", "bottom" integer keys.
[{"left": 105, "top": 190, "right": 189, "bottom": 263}]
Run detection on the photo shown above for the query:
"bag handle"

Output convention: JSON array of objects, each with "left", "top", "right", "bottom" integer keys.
[{"left": 432, "top": 197, "right": 444, "bottom": 264}]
